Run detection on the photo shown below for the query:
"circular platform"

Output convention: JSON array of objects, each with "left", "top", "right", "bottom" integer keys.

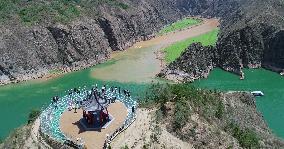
[{"left": 60, "top": 101, "right": 128, "bottom": 149}]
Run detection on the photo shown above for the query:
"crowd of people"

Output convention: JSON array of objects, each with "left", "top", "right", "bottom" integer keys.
[{"left": 42, "top": 84, "right": 136, "bottom": 149}]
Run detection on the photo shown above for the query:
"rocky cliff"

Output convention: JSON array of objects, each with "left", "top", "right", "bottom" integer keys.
[
  {"left": 168, "top": 91, "right": 284, "bottom": 148},
  {"left": 1, "top": 0, "right": 283, "bottom": 84},
  {"left": 0, "top": 0, "right": 191, "bottom": 85},
  {"left": 160, "top": 43, "right": 217, "bottom": 82},
  {"left": 3, "top": 87, "right": 283, "bottom": 149},
  {"left": 217, "top": 0, "right": 284, "bottom": 75},
  {"left": 161, "top": 0, "right": 284, "bottom": 82},
  {"left": 0, "top": 0, "right": 248, "bottom": 85}
]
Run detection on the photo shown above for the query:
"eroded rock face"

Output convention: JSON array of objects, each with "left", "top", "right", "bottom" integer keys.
[
  {"left": 0, "top": 20, "right": 111, "bottom": 84},
  {"left": 0, "top": 0, "right": 171, "bottom": 84},
  {"left": 216, "top": 0, "right": 284, "bottom": 74},
  {"left": 162, "top": 0, "right": 284, "bottom": 81},
  {"left": 223, "top": 92, "right": 284, "bottom": 148},
  {"left": 0, "top": 0, "right": 225, "bottom": 85},
  {"left": 263, "top": 30, "right": 284, "bottom": 71},
  {"left": 1, "top": 0, "right": 283, "bottom": 84}
]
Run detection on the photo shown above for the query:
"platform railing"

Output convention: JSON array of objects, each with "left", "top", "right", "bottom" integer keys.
[{"left": 39, "top": 85, "right": 137, "bottom": 149}]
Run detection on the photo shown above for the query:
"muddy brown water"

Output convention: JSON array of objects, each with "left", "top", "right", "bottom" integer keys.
[{"left": 91, "top": 18, "right": 219, "bottom": 83}]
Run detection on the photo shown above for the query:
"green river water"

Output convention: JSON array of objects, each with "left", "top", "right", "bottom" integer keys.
[
  {"left": 1, "top": 63, "right": 284, "bottom": 140},
  {"left": 193, "top": 68, "right": 284, "bottom": 138},
  {"left": 0, "top": 62, "right": 150, "bottom": 140}
]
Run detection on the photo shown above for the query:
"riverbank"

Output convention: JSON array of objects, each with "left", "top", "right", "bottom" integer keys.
[
  {"left": 0, "top": 57, "right": 110, "bottom": 86},
  {"left": 1, "top": 0, "right": 201, "bottom": 87},
  {"left": 91, "top": 18, "right": 219, "bottom": 83},
  {"left": 0, "top": 17, "right": 214, "bottom": 86}
]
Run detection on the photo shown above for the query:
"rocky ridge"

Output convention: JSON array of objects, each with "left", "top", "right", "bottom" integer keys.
[
  {"left": 217, "top": 0, "right": 284, "bottom": 75},
  {"left": 2, "top": 91, "right": 283, "bottom": 149}
]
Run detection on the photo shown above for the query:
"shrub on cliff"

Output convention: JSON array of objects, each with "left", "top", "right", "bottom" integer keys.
[
  {"left": 227, "top": 123, "right": 260, "bottom": 148},
  {"left": 142, "top": 83, "right": 224, "bottom": 130},
  {"left": 1, "top": 125, "right": 32, "bottom": 148},
  {"left": 120, "top": 145, "right": 129, "bottom": 149},
  {"left": 215, "top": 100, "right": 225, "bottom": 119},
  {"left": 173, "top": 99, "right": 190, "bottom": 130},
  {"left": 27, "top": 109, "right": 41, "bottom": 124},
  {"left": 0, "top": 0, "right": 129, "bottom": 25},
  {"left": 140, "top": 83, "right": 173, "bottom": 107}
]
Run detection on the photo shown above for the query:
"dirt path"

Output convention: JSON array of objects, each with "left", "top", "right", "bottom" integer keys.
[{"left": 92, "top": 18, "right": 219, "bottom": 83}]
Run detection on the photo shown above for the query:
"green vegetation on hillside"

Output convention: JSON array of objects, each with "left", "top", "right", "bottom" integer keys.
[
  {"left": 141, "top": 83, "right": 260, "bottom": 148},
  {"left": 159, "top": 18, "right": 202, "bottom": 35},
  {"left": 27, "top": 109, "right": 40, "bottom": 124},
  {"left": 19, "top": 1, "right": 80, "bottom": 25},
  {"left": 163, "top": 28, "right": 219, "bottom": 63},
  {"left": 140, "top": 83, "right": 224, "bottom": 129},
  {"left": 0, "top": 0, "right": 129, "bottom": 25},
  {"left": 174, "top": 99, "right": 190, "bottom": 130},
  {"left": 120, "top": 145, "right": 129, "bottom": 149},
  {"left": 226, "top": 123, "right": 260, "bottom": 148}
]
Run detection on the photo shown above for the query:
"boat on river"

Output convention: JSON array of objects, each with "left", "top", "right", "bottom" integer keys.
[{"left": 251, "top": 91, "right": 264, "bottom": 96}]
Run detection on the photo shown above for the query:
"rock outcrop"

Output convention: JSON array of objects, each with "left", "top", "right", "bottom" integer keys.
[
  {"left": 222, "top": 92, "right": 284, "bottom": 148},
  {"left": 160, "top": 43, "right": 217, "bottom": 82},
  {"left": 1, "top": 0, "right": 283, "bottom": 84},
  {"left": 216, "top": 0, "right": 284, "bottom": 75}
]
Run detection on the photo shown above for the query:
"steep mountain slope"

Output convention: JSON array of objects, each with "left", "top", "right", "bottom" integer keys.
[
  {"left": 138, "top": 84, "right": 284, "bottom": 148},
  {"left": 0, "top": 0, "right": 175, "bottom": 84},
  {"left": 161, "top": 0, "right": 284, "bottom": 81},
  {"left": 0, "top": 0, "right": 226, "bottom": 85},
  {"left": 1, "top": 0, "right": 283, "bottom": 83},
  {"left": 217, "top": 0, "right": 284, "bottom": 74}
]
